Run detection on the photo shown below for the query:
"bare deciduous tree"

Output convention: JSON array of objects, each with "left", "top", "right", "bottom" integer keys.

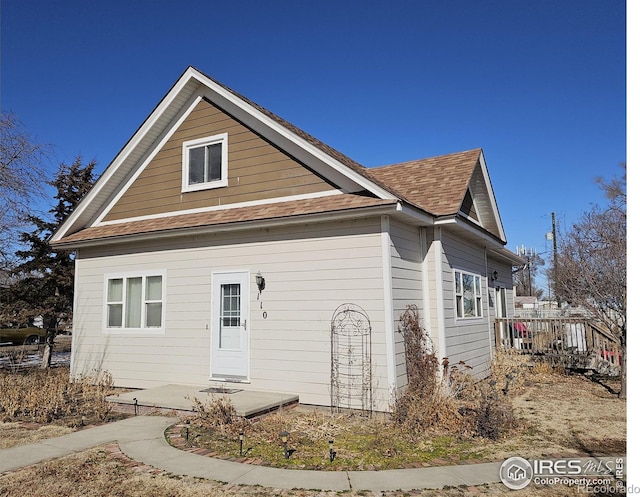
[
  {"left": 0, "top": 113, "right": 51, "bottom": 266},
  {"left": 554, "top": 167, "right": 626, "bottom": 398}
]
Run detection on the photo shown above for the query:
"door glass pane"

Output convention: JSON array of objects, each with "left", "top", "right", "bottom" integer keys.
[
  {"left": 220, "top": 283, "right": 241, "bottom": 349},
  {"left": 125, "top": 277, "right": 142, "bottom": 328}
]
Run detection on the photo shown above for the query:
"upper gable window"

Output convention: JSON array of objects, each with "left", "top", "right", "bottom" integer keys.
[{"left": 182, "top": 133, "right": 228, "bottom": 192}]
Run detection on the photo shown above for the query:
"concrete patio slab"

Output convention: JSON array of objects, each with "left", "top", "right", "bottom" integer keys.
[{"left": 106, "top": 384, "right": 299, "bottom": 417}]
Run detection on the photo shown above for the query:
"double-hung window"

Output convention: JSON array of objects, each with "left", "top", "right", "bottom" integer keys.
[
  {"left": 182, "top": 133, "right": 228, "bottom": 192},
  {"left": 454, "top": 270, "right": 483, "bottom": 319},
  {"left": 106, "top": 272, "right": 165, "bottom": 332}
]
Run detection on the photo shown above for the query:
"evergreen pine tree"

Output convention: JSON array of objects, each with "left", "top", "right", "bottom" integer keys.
[{"left": 5, "top": 157, "right": 95, "bottom": 367}]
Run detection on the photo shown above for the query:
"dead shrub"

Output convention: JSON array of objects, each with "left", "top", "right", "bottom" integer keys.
[
  {"left": 392, "top": 306, "right": 519, "bottom": 440},
  {"left": 0, "top": 367, "right": 115, "bottom": 424},
  {"left": 190, "top": 395, "right": 248, "bottom": 435},
  {"left": 473, "top": 380, "right": 517, "bottom": 440},
  {"left": 490, "top": 348, "right": 530, "bottom": 394},
  {"left": 391, "top": 306, "right": 467, "bottom": 435}
]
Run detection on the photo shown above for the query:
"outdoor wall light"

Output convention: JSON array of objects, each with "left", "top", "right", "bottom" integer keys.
[
  {"left": 255, "top": 272, "right": 266, "bottom": 294},
  {"left": 279, "top": 430, "right": 290, "bottom": 459},
  {"left": 491, "top": 270, "right": 499, "bottom": 281},
  {"left": 329, "top": 439, "right": 336, "bottom": 462},
  {"left": 239, "top": 431, "right": 244, "bottom": 456}
]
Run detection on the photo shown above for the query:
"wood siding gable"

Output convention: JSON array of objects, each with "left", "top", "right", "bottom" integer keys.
[
  {"left": 460, "top": 161, "right": 503, "bottom": 240},
  {"left": 102, "top": 98, "right": 337, "bottom": 222}
]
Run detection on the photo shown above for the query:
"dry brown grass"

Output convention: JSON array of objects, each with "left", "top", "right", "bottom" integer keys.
[
  {"left": 0, "top": 445, "right": 605, "bottom": 497},
  {"left": 0, "top": 366, "right": 121, "bottom": 426},
  {"left": 0, "top": 365, "right": 625, "bottom": 496},
  {"left": 0, "top": 422, "right": 74, "bottom": 449}
]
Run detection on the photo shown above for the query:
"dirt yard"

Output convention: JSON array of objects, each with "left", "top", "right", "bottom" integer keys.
[{"left": 0, "top": 365, "right": 626, "bottom": 496}]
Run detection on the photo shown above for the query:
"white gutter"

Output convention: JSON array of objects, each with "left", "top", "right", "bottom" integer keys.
[{"left": 52, "top": 203, "right": 400, "bottom": 250}]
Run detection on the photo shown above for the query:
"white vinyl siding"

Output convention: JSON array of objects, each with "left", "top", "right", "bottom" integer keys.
[
  {"left": 71, "top": 217, "right": 391, "bottom": 410},
  {"left": 388, "top": 220, "right": 425, "bottom": 390},
  {"left": 431, "top": 231, "right": 493, "bottom": 378}
]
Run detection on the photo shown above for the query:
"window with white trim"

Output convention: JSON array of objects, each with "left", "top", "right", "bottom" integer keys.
[
  {"left": 454, "top": 270, "right": 483, "bottom": 318},
  {"left": 105, "top": 273, "right": 165, "bottom": 330},
  {"left": 182, "top": 133, "right": 228, "bottom": 192}
]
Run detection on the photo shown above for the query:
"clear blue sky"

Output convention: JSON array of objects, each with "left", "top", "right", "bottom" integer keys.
[{"left": 1, "top": 0, "right": 627, "bottom": 286}]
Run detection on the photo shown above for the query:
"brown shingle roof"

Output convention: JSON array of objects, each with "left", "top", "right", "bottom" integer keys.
[
  {"left": 368, "top": 148, "right": 481, "bottom": 216},
  {"left": 53, "top": 67, "right": 486, "bottom": 247},
  {"left": 192, "top": 67, "right": 390, "bottom": 191},
  {"left": 54, "top": 194, "right": 396, "bottom": 246}
]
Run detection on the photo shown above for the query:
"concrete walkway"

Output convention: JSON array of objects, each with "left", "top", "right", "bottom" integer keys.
[{"left": 0, "top": 415, "right": 503, "bottom": 491}]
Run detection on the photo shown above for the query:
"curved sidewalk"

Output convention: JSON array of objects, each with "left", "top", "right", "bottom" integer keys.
[{"left": 0, "top": 415, "right": 503, "bottom": 491}]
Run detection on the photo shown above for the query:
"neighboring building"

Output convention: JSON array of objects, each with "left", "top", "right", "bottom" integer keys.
[
  {"left": 514, "top": 296, "right": 539, "bottom": 309},
  {"left": 51, "top": 67, "right": 523, "bottom": 411}
]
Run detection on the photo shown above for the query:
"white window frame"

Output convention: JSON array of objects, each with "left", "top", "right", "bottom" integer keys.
[
  {"left": 103, "top": 270, "right": 166, "bottom": 334},
  {"left": 454, "top": 269, "right": 483, "bottom": 319},
  {"left": 182, "top": 133, "right": 228, "bottom": 193}
]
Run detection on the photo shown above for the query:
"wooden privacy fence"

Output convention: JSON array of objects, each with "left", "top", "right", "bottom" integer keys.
[{"left": 494, "top": 317, "right": 621, "bottom": 369}]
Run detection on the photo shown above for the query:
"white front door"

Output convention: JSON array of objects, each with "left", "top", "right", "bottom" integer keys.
[{"left": 211, "top": 271, "right": 249, "bottom": 380}]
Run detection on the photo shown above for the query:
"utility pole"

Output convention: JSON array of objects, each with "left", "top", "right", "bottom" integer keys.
[
  {"left": 551, "top": 212, "right": 560, "bottom": 308},
  {"left": 516, "top": 245, "right": 536, "bottom": 297}
]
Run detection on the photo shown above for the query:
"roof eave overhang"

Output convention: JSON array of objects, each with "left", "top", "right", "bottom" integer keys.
[
  {"left": 476, "top": 150, "right": 507, "bottom": 241},
  {"left": 391, "top": 202, "right": 435, "bottom": 226},
  {"left": 435, "top": 215, "right": 523, "bottom": 265},
  {"left": 53, "top": 202, "right": 400, "bottom": 250},
  {"left": 52, "top": 66, "right": 399, "bottom": 244},
  {"left": 434, "top": 214, "right": 513, "bottom": 253},
  {"left": 488, "top": 247, "right": 527, "bottom": 266}
]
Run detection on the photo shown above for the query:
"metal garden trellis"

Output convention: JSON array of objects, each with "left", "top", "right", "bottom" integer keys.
[{"left": 330, "top": 303, "right": 373, "bottom": 415}]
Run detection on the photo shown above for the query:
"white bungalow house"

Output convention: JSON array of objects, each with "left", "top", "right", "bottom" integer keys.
[{"left": 51, "top": 66, "right": 523, "bottom": 411}]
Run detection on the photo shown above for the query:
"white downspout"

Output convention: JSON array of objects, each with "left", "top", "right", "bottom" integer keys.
[
  {"left": 433, "top": 227, "right": 447, "bottom": 364},
  {"left": 420, "top": 227, "right": 432, "bottom": 353},
  {"left": 381, "top": 216, "right": 397, "bottom": 400},
  {"left": 484, "top": 247, "right": 495, "bottom": 358}
]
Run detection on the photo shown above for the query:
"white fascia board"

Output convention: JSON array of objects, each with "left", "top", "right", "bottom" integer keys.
[
  {"left": 434, "top": 215, "right": 505, "bottom": 248},
  {"left": 488, "top": 247, "right": 527, "bottom": 266},
  {"left": 96, "top": 190, "right": 343, "bottom": 227},
  {"left": 195, "top": 75, "right": 397, "bottom": 200},
  {"left": 52, "top": 69, "right": 201, "bottom": 242},
  {"left": 394, "top": 202, "right": 435, "bottom": 226},
  {"left": 477, "top": 150, "right": 506, "bottom": 242},
  {"left": 53, "top": 202, "right": 399, "bottom": 250},
  {"left": 94, "top": 93, "right": 204, "bottom": 226},
  {"left": 53, "top": 67, "right": 397, "bottom": 242}
]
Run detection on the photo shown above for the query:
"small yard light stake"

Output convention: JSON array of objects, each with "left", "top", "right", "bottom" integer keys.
[
  {"left": 239, "top": 431, "right": 244, "bottom": 457},
  {"left": 185, "top": 419, "right": 190, "bottom": 442},
  {"left": 280, "top": 431, "right": 290, "bottom": 459},
  {"left": 329, "top": 439, "right": 336, "bottom": 462}
]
